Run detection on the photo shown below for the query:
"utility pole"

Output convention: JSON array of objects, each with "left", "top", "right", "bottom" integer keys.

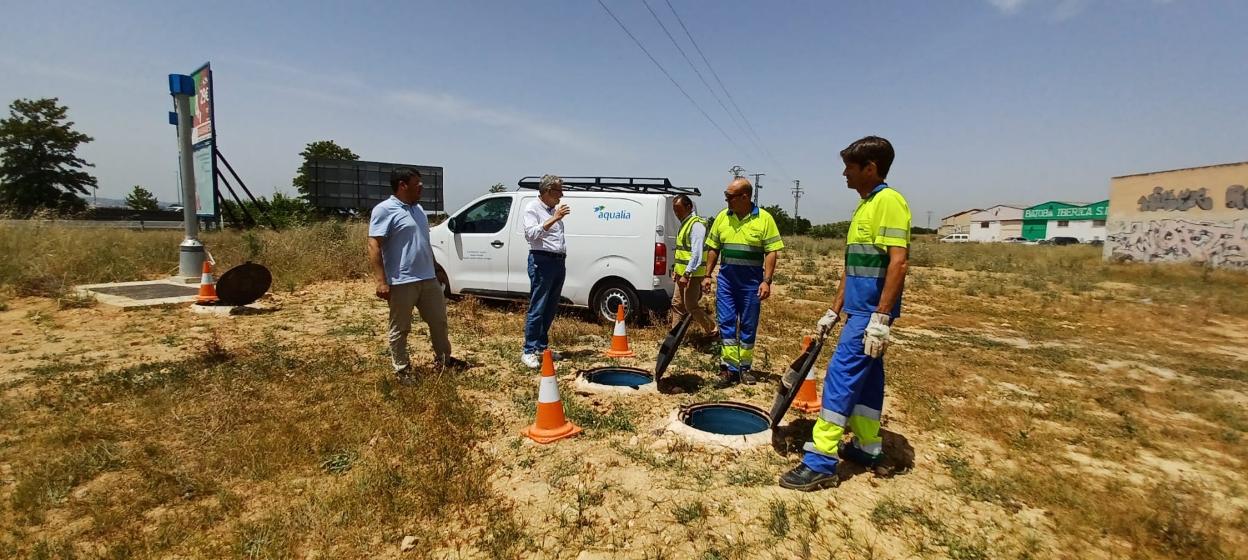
[
  {"left": 729, "top": 165, "right": 746, "bottom": 178},
  {"left": 926, "top": 211, "right": 933, "bottom": 229},
  {"left": 169, "top": 73, "right": 205, "bottom": 280},
  {"left": 749, "top": 173, "right": 765, "bottom": 206},
  {"left": 791, "top": 179, "right": 803, "bottom": 218}
]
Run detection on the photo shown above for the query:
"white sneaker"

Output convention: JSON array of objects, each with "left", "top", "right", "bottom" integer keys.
[{"left": 521, "top": 353, "right": 541, "bottom": 369}]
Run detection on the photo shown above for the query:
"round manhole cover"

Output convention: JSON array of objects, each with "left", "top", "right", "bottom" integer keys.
[{"left": 215, "top": 262, "right": 272, "bottom": 306}]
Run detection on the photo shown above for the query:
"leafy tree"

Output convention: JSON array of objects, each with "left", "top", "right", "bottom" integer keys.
[
  {"left": 125, "top": 185, "right": 159, "bottom": 211},
  {"left": 292, "top": 140, "right": 359, "bottom": 200},
  {"left": 762, "top": 204, "right": 811, "bottom": 236},
  {"left": 0, "top": 98, "right": 96, "bottom": 214},
  {"left": 809, "top": 221, "right": 851, "bottom": 239},
  {"left": 221, "top": 191, "right": 314, "bottom": 229},
  {"left": 488, "top": 182, "right": 507, "bottom": 193}
]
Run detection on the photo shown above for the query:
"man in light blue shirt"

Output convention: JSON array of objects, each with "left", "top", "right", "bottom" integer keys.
[{"left": 367, "top": 168, "right": 464, "bottom": 382}]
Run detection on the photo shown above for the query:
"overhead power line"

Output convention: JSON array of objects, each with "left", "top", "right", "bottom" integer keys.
[
  {"left": 596, "top": 0, "right": 749, "bottom": 157},
  {"left": 662, "top": 0, "right": 792, "bottom": 181},
  {"left": 639, "top": 0, "right": 760, "bottom": 160}
]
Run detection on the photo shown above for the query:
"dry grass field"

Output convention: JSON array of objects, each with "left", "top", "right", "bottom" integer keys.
[{"left": 1, "top": 222, "right": 1245, "bottom": 559}]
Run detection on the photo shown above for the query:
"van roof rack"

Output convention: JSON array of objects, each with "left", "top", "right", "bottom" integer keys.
[{"left": 517, "top": 176, "right": 700, "bottom": 196}]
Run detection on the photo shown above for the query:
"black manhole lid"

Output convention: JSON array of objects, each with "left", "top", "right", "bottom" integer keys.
[
  {"left": 654, "top": 314, "right": 691, "bottom": 380},
  {"left": 768, "top": 336, "right": 825, "bottom": 428},
  {"left": 216, "top": 262, "right": 272, "bottom": 306}
]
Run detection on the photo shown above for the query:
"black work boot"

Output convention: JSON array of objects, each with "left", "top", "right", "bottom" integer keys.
[
  {"left": 714, "top": 365, "right": 740, "bottom": 389},
  {"left": 740, "top": 368, "right": 758, "bottom": 385},
  {"left": 839, "top": 443, "right": 884, "bottom": 467},
  {"left": 778, "top": 464, "right": 840, "bottom": 492},
  {"left": 394, "top": 366, "right": 418, "bottom": 387}
]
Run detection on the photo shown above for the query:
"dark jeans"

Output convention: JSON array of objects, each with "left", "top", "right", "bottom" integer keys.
[{"left": 523, "top": 252, "right": 566, "bottom": 355}]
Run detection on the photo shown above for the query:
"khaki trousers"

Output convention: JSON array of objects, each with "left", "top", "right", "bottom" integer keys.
[
  {"left": 388, "top": 279, "right": 451, "bottom": 371},
  {"left": 670, "top": 277, "right": 715, "bottom": 334}
]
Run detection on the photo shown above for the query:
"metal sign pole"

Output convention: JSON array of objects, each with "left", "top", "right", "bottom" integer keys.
[{"left": 169, "top": 74, "right": 205, "bottom": 280}]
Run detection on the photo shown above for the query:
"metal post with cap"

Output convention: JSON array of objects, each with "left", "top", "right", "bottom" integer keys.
[{"left": 168, "top": 74, "right": 205, "bottom": 280}]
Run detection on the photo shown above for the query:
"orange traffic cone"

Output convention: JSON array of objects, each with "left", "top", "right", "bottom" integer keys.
[
  {"left": 522, "top": 349, "right": 582, "bottom": 444},
  {"left": 196, "top": 260, "right": 219, "bottom": 304},
  {"left": 792, "top": 335, "right": 822, "bottom": 413},
  {"left": 604, "top": 304, "right": 635, "bottom": 358}
]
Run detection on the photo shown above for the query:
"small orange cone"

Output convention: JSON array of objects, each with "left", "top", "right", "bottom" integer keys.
[
  {"left": 523, "top": 350, "right": 582, "bottom": 444},
  {"left": 792, "top": 335, "right": 822, "bottom": 413},
  {"left": 196, "top": 260, "right": 219, "bottom": 304},
  {"left": 604, "top": 304, "right": 635, "bottom": 358}
]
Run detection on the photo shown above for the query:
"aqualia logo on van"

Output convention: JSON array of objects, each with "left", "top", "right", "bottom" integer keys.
[{"left": 593, "top": 205, "right": 632, "bottom": 221}]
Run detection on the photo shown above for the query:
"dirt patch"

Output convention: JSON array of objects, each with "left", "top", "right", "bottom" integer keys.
[{"left": 3, "top": 241, "right": 1248, "bottom": 558}]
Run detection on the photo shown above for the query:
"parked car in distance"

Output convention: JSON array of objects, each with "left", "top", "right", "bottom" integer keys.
[
  {"left": 1002, "top": 236, "right": 1028, "bottom": 243},
  {"left": 1050, "top": 236, "right": 1080, "bottom": 245},
  {"left": 939, "top": 234, "right": 970, "bottom": 243}
]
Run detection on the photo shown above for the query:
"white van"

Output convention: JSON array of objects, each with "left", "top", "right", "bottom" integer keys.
[
  {"left": 429, "top": 177, "right": 701, "bottom": 323},
  {"left": 939, "top": 233, "right": 970, "bottom": 243}
]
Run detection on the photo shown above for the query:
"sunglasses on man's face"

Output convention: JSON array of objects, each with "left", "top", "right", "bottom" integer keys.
[{"left": 724, "top": 191, "right": 745, "bottom": 199}]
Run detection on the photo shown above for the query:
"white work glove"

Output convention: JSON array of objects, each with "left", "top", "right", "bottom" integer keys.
[
  {"left": 815, "top": 309, "right": 840, "bottom": 337},
  {"left": 863, "top": 312, "right": 892, "bottom": 358}
]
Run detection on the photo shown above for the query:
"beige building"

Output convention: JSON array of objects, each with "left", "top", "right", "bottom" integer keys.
[
  {"left": 938, "top": 208, "right": 980, "bottom": 237},
  {"left": 1105, "top": 161, "right": 1248, "bottom": 268}
]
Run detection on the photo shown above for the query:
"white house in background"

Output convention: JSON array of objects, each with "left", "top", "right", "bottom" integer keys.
[{"left": 969, "top": 205, "right": 1025, "bottom": 242}]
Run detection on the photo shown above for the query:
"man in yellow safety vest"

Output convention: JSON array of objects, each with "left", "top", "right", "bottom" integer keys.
[
  {"left": 703, "top": 178, "right": 784, "bottom": 387},
  {"left": 670, "top": 194, "right": 716, "bottom": 339}
]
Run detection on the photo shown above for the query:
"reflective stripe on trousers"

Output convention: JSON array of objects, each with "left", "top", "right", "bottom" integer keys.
[
  {"left": 802, "top": 313, "right": 886, "bottom": 474},
  {"left": 716, "top": 265, "right": 762, "bottom": 373}
]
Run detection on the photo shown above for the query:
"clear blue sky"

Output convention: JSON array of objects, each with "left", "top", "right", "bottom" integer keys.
[{"left": 1, "top": 0, "right": 1244, "bottom": 225}]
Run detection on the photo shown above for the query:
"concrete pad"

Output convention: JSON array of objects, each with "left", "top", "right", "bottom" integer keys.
[{"left": 75, "top": 280, "right": 200, "bottom": 310}]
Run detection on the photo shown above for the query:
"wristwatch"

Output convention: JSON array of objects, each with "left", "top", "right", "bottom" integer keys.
[{"left": 763, "top": 277, "right": 773, "bottom": 284}]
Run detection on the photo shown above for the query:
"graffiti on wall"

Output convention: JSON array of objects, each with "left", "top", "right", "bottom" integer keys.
[
  {"left": 1107, "top": 218, "right": 1248, "bottom": 268},
  {"left": 1227, "top": 185, "right": 1248, "bottom": 210},
  {"left": 1137, "top": 187, "right": 1214, "bottom": 212}
]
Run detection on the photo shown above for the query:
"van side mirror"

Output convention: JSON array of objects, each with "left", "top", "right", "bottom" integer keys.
[{"left": 447, "top": 216, "right": 459, "bottom": 233}]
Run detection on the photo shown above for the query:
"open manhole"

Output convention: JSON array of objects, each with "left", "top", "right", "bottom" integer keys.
[
  {"left": 574, "top": 366, "right": 656, "bottom": 395},
  {"left": 682, "top": 402, "right": 770, "bottom": 435},
  {"left": 665, "top": 401, "right": 773, "bottom": 450}
]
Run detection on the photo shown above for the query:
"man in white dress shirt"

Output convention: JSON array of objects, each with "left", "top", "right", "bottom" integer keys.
[{"left": 520, "top": 174, "right": 571, "bottom": 368}]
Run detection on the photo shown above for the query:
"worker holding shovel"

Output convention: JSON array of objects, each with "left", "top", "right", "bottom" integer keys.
[{"left": 780, "top": 136, "right": 912, "bottom": 491}]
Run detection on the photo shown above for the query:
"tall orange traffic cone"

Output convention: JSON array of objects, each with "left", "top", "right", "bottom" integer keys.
[
  {"left": 523, "top": 350, "right": 582, "bottom": 444},
  {"left": 604, "top": 304, "right": 635, "bottom": 358},
  {"left": 196, "top": 260, "right": 219, "bottom": 304},
  {"left": 792, "top": 335, "right": 822, "bottom": 413}
]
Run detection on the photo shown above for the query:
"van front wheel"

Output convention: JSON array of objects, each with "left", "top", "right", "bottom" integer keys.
[{"left": 592, "top": 281, "right": 639, "bottom": 324}]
